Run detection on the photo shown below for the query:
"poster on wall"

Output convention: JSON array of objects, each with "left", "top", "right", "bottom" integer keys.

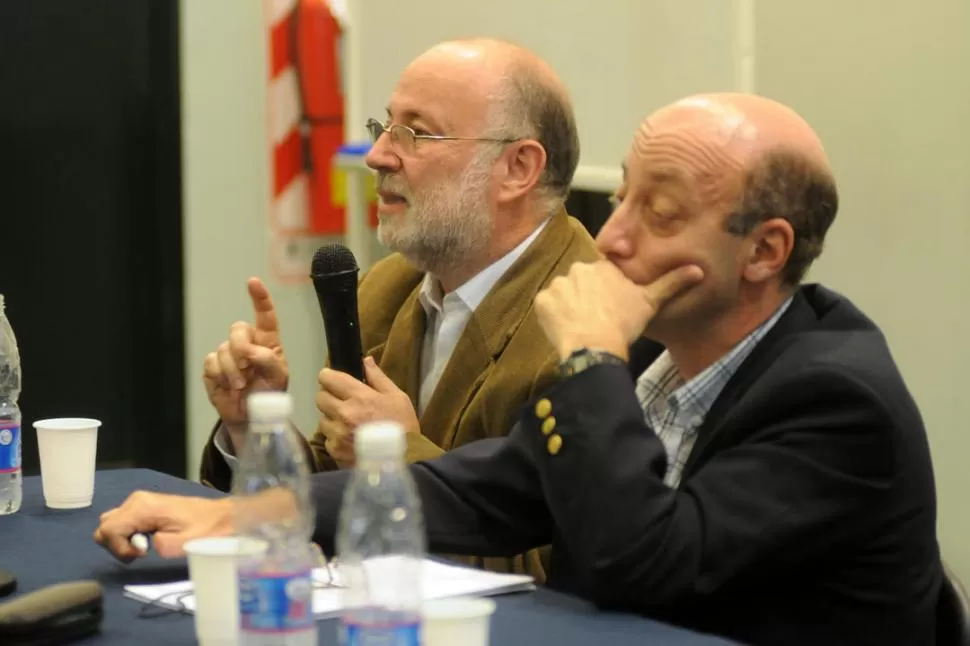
[{"left": 264, "top": 0, "right": 375, "bottom": 283}]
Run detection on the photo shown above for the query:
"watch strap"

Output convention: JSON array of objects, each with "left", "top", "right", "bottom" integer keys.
[{"left": 559, "top": 348, "right": 627, "bottom": 377}]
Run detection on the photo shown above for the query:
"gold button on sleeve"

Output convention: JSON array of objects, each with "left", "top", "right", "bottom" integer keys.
[
  {"left": 541, "top": 416, "right": 557, "bottom": 436},
  {"left": 547, "top": 434, "right": 563, "bottom": 456},
  {"left": 535, "top": 398, "right": 552, "bottom": 419}
]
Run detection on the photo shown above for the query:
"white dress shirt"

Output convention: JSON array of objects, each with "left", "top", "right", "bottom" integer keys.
[
  {"left": 416, "top": 218, "right": 549, "bottom": 414},
  {"left": 214, "top": 217, "right": 550, "bottom": 467}
]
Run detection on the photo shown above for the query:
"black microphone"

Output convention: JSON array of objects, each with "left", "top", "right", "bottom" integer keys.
[{"left": 311, "top": 244, "right": 365, "bottom": 382}]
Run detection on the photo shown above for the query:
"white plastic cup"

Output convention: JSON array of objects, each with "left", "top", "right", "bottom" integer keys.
[
  {"left": 183, "top": 536, "right": 268, "bottom": 646},
  {"left": 421, "top": 597, "right": 497, "bottom": 646},
  {"left": 32, "top": 418, "right": 101, "bottom": 509}
]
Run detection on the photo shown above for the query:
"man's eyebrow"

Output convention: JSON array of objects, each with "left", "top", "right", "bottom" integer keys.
[
  {"left": 647, "top": 168, "right": 688, "bottom": 186},
  {"left": 620, "top": 164, "right": 689, "bottom": 190},
  {"left": 384, "top": 107, "right": 445, "bottom": 131}
]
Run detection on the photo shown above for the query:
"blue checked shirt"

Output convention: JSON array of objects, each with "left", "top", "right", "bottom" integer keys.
[{"left": 635, "top": 298, "right": 793, "bottom": 488}]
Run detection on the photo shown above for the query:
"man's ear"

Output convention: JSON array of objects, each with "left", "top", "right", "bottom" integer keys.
[
  {"left": 496, "top": 140, "right": 546, "bottom": 203},
  {"left": 742, "top": 217, "right": 794, "bottom": 283}
]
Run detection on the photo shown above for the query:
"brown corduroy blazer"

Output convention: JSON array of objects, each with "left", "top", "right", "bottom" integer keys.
[{"left": 199, "top": 208, "right": 599, "bottom": 582}]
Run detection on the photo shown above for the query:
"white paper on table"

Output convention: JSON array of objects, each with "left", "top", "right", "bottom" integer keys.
[{"left": 123, "top": 556, "right": 535, "bottom": 620}]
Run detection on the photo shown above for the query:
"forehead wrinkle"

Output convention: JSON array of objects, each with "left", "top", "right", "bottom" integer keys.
[
  {"left": 665, "top": 96, "right": 758, "bottom": 146},
  {"left": 632, "top": 129, "right": 744, "bottom": 208}
]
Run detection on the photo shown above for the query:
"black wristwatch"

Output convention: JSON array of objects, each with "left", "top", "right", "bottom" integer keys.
[{"left": 559, "top": 348, "right": 627, "bottom": 377}]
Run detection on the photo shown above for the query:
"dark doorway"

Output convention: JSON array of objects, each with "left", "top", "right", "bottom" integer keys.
[
  {"left": 566, "top": 189, "right": 613, "bottom": 239},
  {"left": 0, "top": 1, "right": 185, "bottom": 476}
]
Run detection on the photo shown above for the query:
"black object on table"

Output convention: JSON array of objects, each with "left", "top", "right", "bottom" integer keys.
[
  {"left": 0, "top": 569, "right": 15, "bottom": 597},
  {"left": 0, "top": 580, "right": 104, "bottom": 644},
  {"left": 0, "top": 469, "right": 736, "bottom": 645}
]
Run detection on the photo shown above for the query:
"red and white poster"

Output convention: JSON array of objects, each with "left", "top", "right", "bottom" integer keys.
[{"left": 263, "top": 0, "right": 375, "bottom": 282}]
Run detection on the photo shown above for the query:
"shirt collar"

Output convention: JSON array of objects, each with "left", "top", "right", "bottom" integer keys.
[
  {"left": 638, "top": 296, "right": 794, "bottom": 424},
  {"left": 418, "top": 216, "right": 550, "bottom": 316}
]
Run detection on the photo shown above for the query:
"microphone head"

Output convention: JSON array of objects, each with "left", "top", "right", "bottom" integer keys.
[{"left": 311, "top": 243, "right": 359, "bottom": 277}]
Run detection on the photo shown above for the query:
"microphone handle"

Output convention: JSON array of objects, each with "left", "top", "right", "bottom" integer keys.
[{"left": 312, "top": 274, "right": 365, "bottom": 382}]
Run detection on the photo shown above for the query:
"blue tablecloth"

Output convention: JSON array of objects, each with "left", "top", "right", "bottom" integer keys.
[{"left": 0, "top": 469, "right": 735, "bottom": 645}]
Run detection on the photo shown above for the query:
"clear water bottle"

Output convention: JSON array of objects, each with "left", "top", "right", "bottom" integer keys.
[
  {"left": 0, "top": 294, "right": 22, "bottom": 515},
  {"left": 232, "top": 391, "right": 317, "bottom": 646},
  {"left": 336, "top": 422, "right": 425, "bottom": 646}
]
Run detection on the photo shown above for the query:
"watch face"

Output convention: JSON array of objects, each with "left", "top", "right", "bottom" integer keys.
[
  {"left": 560, "top": 349, "right": 625, "bottom": 378},
  {"left": 561, "top": 349, "right": 592, "bottom": 377}
]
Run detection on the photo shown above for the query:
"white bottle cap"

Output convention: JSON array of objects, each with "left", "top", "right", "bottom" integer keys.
[
  {"left": 355, "top": 421, "right": 405, "bottom": 459},
  {"left": 247, "top": 391, "right": 293, "bottom": 422}
]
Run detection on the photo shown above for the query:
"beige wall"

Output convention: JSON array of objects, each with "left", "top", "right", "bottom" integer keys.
[
  {"left": 180, "top": 0, "right": 328, "bottom": 474},
  {"left": 179, "top": 0, "right": 970, "bottom": 578},
  {"left": 756, "top": 0, "right": 970, "bottom": 578},
  {"left": 351, "top": 0, "right": 741, "bottom": 191}
]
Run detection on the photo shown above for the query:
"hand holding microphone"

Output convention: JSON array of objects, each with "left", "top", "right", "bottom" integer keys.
[
  {"left": 310, "top": 243, "right": 365, "bottom": 381},
  {"left": 312, "top": 244, "right": 420, "bottom": 467},
  {"left": 198, "top": 244, "right": 418, "bottom": 468}
]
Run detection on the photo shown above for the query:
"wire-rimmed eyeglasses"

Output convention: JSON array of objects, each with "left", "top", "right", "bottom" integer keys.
[{"left": 366, "top": 118, "right": 521, "bottom": 154}]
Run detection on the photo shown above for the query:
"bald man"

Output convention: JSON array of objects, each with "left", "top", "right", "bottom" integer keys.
[
  {"left": 196, "top": 39, "right": 598, "bottom": 580},
  {"left": 98, "top": 93, "right": 940, "bottom": 644}
]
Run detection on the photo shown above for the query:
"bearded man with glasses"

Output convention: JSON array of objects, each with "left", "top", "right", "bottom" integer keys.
[{"left": 196, "top": 38, "right": 602, "bottom": 581}]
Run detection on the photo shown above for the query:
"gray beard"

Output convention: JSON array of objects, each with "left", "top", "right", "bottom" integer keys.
[{"left": 377, "top": 152, "right": 495, "bottom": 276}]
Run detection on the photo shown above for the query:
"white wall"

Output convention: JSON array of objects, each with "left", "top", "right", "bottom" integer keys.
[
  {"left": 351, "top": 0, "right": 743, "bottom": 191},
  {"left": 180, "top": 0, "right": 327, "bottom": 474},
  {"left": 756, "top": 0, "right": 970, "bottom": 578}
]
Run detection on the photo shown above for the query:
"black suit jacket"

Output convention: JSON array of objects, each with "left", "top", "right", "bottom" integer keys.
[{"left": 309, "top": 285, "right": 942, "bottom": 646}]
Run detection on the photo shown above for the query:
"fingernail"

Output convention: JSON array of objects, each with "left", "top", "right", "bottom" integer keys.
[
  {"left": 234, "top": 378, "right": 246, "bottom": 389},
  {"left": 365, "top": 356, "right": 375, "bottom": 366}
]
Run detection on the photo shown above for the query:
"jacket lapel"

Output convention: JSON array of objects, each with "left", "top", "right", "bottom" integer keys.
[
  {"left": 373, "top": 288, "right": 427, "bottom": 410},
  {"left": 681, "top": 289, "right": 819, "bottom": 475},
  {"left": 419, "top": 209, "right": 580, "bottom": 449}
]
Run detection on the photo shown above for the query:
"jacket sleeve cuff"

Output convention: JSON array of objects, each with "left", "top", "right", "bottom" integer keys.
[
  {"left": 213, "top": 423, "right": 240, "bottom": 470},
  {"left": 405, "top": 431, "right": 445, "bottom": 463},
  {"left": 198, "top": 420, "right": 236, "bottom": 492}
]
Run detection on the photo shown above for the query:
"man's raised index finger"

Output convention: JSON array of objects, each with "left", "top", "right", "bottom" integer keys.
[{"left": 247, "top": 277, "right": 280, "bottom": 333}]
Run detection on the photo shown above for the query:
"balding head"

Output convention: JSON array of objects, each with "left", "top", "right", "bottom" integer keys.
[
  {"left": 634, "top": 92, "right": 838, "bottom": 285},
  {"left": 465, "top": 39, "right": 579, "bottom": 212},
  {"left": 407, "top": 38, "right": 579, "bottom": 214},
  {"left": 648, "top": 93, "right": 831, "bottom": 170},
  {"left": 692, "top": 94, "right": 837, "bottom": 285},
  {"left": 596, "top": 92, "right": 838, "bottom": 351},
  {"left": 367, "top": 38, "right": 578, "bottom": 285}
]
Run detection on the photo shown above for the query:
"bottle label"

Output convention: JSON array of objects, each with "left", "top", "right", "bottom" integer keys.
[
  {"left": 0, "top": 424, "right": 20, "bottom": 474},
  {"left": 238, "top": 568, "right": 314, "bottom": 633},
  {"left": 341, "top": 621, "right": 421, "bottom": 646}
]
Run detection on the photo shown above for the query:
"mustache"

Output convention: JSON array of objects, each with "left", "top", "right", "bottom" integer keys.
[{"left": 377, "top": 174, "right": 411, "bottom": 197}]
